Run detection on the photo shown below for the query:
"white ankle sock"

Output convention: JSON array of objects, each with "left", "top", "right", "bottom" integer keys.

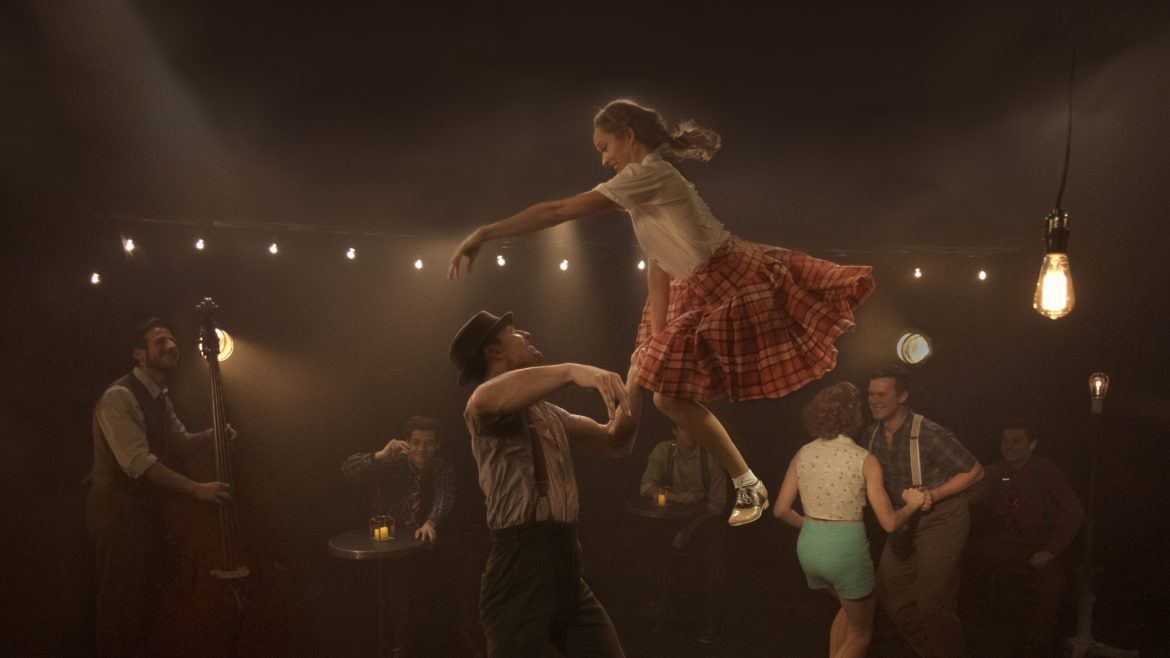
[{"left": 732, "top": 469, "right": 758, "bottom": 489}]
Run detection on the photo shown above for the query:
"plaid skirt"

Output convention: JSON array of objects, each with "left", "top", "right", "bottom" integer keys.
[{"left": 634, "top": 236, "right": 875, "bottom": 402}]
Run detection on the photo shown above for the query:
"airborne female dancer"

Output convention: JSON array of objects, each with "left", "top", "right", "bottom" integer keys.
[{"left": 448, "top": 99, "right": 874, "bottom": 526}]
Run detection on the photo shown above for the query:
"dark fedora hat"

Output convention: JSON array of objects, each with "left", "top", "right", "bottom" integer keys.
[{"left": 450, "top": 310, "right": 513, "bottom": 385}]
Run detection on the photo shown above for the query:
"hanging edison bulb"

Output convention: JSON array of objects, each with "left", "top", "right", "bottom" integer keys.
[
  {"left": 1088, "top": 372, "right": 1109, "bottom": 401},
  {"left": 1089, "top": 372, "right": 1108, "bottom": 414},
  {"left": 1033, "top": 210, "right": 1075, "bottom": 319}
]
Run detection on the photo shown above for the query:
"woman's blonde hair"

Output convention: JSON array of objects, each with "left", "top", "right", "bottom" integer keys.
[{"left": 593, "top": 99, "right": 721, "bottom": 162}]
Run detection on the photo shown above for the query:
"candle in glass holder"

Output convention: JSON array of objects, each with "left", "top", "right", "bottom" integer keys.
[
  {"left": 656, "top": 488, "right": 667, "bottom": 507},
  {"left": 369, "top": 514, "right": 391, "bottom": 542}
]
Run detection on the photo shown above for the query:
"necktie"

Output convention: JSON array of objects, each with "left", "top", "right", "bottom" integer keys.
[
  {"left": 1008, "top": 476, "right": 1022, "bottom": 534},
  {"left": 406, "top": 468, "right": 422, "bottom": 527}
]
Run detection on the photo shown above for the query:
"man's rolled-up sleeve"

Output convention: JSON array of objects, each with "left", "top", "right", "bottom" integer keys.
[{"left": 95, "top": 387, "right": 158, "bottom": 478}]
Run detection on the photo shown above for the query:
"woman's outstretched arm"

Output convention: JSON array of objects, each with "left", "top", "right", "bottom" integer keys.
[{"left": 448, "top": 191, "right": 619, "bottom": 278}]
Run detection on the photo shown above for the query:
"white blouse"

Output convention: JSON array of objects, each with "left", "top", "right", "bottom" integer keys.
[
  {"left": 592, "top": 153, "right": 730, "bottom": 279},
  {"left": 796, "top": 435, "right": 869, "bottom": 522}
]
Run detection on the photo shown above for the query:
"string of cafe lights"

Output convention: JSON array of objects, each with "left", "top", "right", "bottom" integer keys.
[
  {"left": 91, "top": 214, "right": 1025, "bottom": 288},
  {"left": 96, "top": 222, "right": 1026, "bottom": 370},
  {"left": 92, "top": 232, "right": 1010, "bottom": 285}
]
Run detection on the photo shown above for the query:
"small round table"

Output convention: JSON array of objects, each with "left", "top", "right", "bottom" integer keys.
[
  {"left": 625, "top": 497, "right": 709, "bottom": 633},
  {"left": 328, "top": 529, "right": 426, "bottom": 657},
  {"left": 626, "top": 497, "right": 708, "bottom": 521}
]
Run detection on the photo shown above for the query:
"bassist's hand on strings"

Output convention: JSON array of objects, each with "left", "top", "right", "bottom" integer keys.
[
  {"left": 194, "top": 423, "right": 238, "bottom": 444},
  {"left": 190, "top": 480, "right": 233, "bottom": 505}
]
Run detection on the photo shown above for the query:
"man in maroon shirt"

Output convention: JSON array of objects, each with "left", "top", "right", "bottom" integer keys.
[{"left": 968, "top": 420, "right": 1084, "bottom": 657}]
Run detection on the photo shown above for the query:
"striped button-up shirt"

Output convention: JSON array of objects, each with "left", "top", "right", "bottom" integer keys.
[{"left": 464, "top": 401, "right": 580, "bottom": 531}]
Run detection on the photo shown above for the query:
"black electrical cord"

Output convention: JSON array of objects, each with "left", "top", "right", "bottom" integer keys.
[{"left": 1053, "top": 4, "right": 1077, "bottom": 210}]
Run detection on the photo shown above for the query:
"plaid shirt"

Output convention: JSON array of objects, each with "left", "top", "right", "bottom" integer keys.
[
  {"left": 865, "top": 411, "right": 976, "bottom": 505},
  {"left": 341, "top": 451, "right": 454, "bottom": 528}
]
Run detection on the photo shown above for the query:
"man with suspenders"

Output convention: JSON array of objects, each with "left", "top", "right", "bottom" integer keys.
[
  {"left": 865, "top": 365, "right": 984, "bottom": 657},
  {"left": 451, "top": 311, "right": 642, "bottom": 658},
  {"left": 638, "top": 425, "right": 730, "bottom": 644}
]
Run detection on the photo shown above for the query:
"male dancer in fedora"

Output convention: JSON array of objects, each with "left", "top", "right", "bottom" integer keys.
[{"left": 451, "top": 310, "right": 642, "bottom": 658}]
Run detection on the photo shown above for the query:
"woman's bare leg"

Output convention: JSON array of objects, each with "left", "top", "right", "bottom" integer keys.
[
  {"left": 652, "top": 393, "right": 767, "bottom": 525},
  {"left": 829, "top": 606, "right": 847, "bottom": 657},
  {"left": 833, "top": 596, "right": 874, "bottom": 658},
  {"left": 652, "top": 393, "right": 747, "bottom": 476}
]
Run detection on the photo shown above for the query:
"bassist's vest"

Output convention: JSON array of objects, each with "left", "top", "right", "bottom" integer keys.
[{"left": 89, "top": 372, "right": 172, "bottom": 504}]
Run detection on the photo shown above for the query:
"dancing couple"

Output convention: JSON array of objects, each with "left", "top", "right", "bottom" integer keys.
[{"left": 449, "top": 98, "right": 875, "bottom": 525}]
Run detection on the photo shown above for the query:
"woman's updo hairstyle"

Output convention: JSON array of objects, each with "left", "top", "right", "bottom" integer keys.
[
  {"left": 593, "top": 99, "right": 722, "bottom": 162},
  {"left": 801, "top": 382, "right": 864, "bottom": 440}
]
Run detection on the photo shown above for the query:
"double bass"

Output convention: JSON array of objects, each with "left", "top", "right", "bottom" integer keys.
[{"left": 151, "top": 298, "right": 298, "bottom": 656}]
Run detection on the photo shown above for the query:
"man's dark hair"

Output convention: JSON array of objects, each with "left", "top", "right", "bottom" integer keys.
[
  {"left": 130, "top": 317, "right": 172, "bottom": 351},
  {"left": 1001, "top": 417, "right": 1036, "bottom": 442},
  {"left": 868, "top": 364, "right": 912, "bottom": 395},
  {"left": 403, "top": 416, "right": 440, "bottom": 438}
]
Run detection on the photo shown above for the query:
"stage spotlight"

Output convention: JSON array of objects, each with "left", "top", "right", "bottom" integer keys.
[
  {"left": 195, "top": 238, "right": 206, "bottom": 251},
  {"left": 268, "top": 242, "right": 279, "bottom": 255},
  {"left": 198, "top": 328, "right": 235, "bottom": 362},
  {"left": 496, "top": 254, "right": 506, "bottom": 267},
  {"left": 346, "top": 247, "right": 356, "bottom": 260},
  {"left": 559, "top": 259, "right": 569, "bottom": 271},
  {"left": 913, "top": 267, "right": 923, "bottom": 279},
  {"left": 90, "top": 272, "right": 101, "bottom": 285},
  {"left": 638, "top": 260, "right": 646, "bottom": 271},
  {"left": 414, "top": 258, "right": 424, "bottom": 270},
  {"left": 978, "top": 269, "right": 988, "bottom": 281},
  {"left": 896, "top": 331, "right": 933, "bottom": 365},
  {"left": 123, "top": 238, "right": 136, "bottom": 253}
]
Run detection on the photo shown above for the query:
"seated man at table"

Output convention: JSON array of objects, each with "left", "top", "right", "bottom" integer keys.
[
  {"left": 966, "top": 419, "right": 1084, "bottom": 658},
  {"left": 342, "top": 416, "right": 480, "bottom": 656},
  {"left": 639, "top": 424, "right": 730, "bottom": 645}
]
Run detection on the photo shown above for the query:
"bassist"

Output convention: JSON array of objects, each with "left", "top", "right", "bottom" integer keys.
[{"left": 86, "top": 317, "right": 232, "bottom": 657}]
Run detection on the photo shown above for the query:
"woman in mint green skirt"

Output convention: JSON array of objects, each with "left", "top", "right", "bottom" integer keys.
[{"left": 774, "top": 383, "right": 925, "bottom": 658}]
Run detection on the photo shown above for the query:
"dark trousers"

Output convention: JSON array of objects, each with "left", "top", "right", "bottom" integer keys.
[
  {"left": 383, "top": 532, "right": 482, "bottom": 651},
  {"left": 666, "top": 517, "right": 727, "bottom": 627},
  {"left": 86, "top": 486, "right": 166, "bottom": 658},
  {"left": 876, "top": 495, "right": 970, "bottom": 658},
  {"left": 480, "top": 522, "right": 623, "bottom": 658},
  {"left": 966, "top": 530, "right": 1067, "bottom": 655}
]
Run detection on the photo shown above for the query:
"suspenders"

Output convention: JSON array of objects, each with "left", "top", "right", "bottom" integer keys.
[
  {"left": 870, "top": 414, "right": 925, "bottom": 487},
  {"left": 664, "top": 442, "right": 710, "bottom": 501}
]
